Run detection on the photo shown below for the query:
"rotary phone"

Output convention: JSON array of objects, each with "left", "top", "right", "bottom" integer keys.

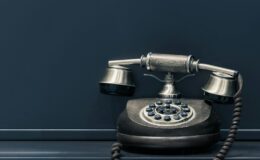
[{"left": 99, "top": 53, "right": 243, "bottom": 160}]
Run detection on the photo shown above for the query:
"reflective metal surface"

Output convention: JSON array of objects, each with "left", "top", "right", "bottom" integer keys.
[
  {"left": 158, "top": 73, "right": 181, "bottom": 98},
  {"left": 159, "top": 83, "right": 181, "bottom": 98},
  {"left": 146, "top": 53, "right": 194, "bottom": 73},
  {"left": 105, "top": 53, "right": 238, "bottom": 77},
  {"left": 108, "top": 58, "right": 141, "bottom": 67},
  {"left": 101, "top": 53, "right": 240, "bottom": 99},
  {"left": 99, "top": 65, "right": 135, "bottom": 87},
  {"left": 198, "top": 63, "right": 238, "bottom": 77},
  {"left": 202, "top": 72, "right": 238, "bottom": 97}
]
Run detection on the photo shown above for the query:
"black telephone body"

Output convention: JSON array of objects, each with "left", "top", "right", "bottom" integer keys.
[
  {"left": 99, "top": 53, "right": 243, "bottom": 160},
  {"left": 117, "top": 98, "right": 219, "bottom": 149}
]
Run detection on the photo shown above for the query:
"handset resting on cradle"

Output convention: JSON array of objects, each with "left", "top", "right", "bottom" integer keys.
[{"left": 99, "top": 52, "right": 243, "bottom": 160}]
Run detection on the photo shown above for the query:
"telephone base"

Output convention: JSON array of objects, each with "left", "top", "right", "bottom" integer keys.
[
  {"left": 117, "top": 98, "right": 220, "bottom": 149},
  {"left": 117, "top": 132, "right": 219, "bottom": 149}
]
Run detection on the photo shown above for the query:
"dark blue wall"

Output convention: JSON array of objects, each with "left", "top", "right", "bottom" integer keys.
[{"left": 0, "top": 0, "right": 258, "bottom": 140}]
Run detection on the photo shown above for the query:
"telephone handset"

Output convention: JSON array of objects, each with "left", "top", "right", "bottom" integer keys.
[{"left": 99, "top": 53, "right": 243, "bottom": 160}]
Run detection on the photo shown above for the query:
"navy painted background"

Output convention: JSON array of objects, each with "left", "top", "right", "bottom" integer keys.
[{"left": 0, "top": 0, "right": 258, "bottom": 140}]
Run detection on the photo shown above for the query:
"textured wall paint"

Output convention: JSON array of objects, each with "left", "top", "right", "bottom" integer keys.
[{"left": 0, "top": 0, "right": 258, "bottom": 139}]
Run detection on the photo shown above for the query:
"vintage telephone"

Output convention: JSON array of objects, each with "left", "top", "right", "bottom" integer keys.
[{"left": 99, "top": 53, "right": 243, "bottom": 160}]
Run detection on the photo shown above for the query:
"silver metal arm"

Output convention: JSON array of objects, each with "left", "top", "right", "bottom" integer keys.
[
  {"left": 107, "top": 53, "right": 238, "bottom": 77},
  {"left": 198, "top": 63, "right": 238, "bottom": 77},
  {"left": 108, "top": 59, "right": 141, "bottom": 66}
]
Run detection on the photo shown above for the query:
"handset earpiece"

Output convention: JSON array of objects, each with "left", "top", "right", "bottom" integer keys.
[
  {"left": 99, "top": 65, "right": 135, "bottom": 96},
  {"left": 202, "top": 72, "right": 238, "bottom": 103}
]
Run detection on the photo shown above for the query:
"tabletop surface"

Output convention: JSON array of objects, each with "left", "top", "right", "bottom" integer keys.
[{"left": 0, "top": 141, "right": 258, "bottom": 159}]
